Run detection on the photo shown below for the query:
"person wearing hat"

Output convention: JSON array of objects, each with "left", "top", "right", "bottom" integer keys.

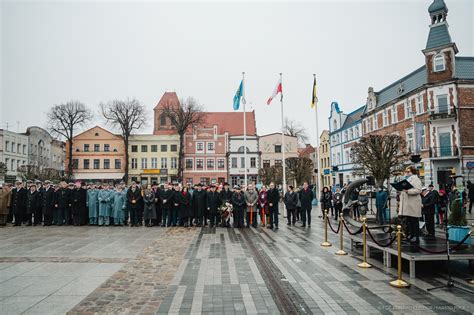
[
  {"left": 143, "top": 184, "right": 157, "bottom": 227},
  {"left": 159, "top": 183, "right": 173, "bottom": 227},
  {"left": 231, "top": 185, "right": 245, "bottom": 228},
  {"left": 171, "top": 183, "right": 182, "bottom": 226},
  {"left": 112, "top": 184, "right": 127, "bottom": 226},
  {"left": 244, "top": 184, "right": 258, "bottom": 228},
  {"left": 41, "top": 180, "right": 55, "bottom": 226},
  {"left": 97, "top": 183, "right": 113, "bottom": 226},
  {"left": 71, "top": 181, "right": 87, "bottom": 226},
  {"left": 127, "top": 181, "right": 142, "bottom": 227},
  {"left": 11, "top": 181, "right": 27, "bottom": 226},
  {"left": 26, "top": 182, "right": 41, "bottom": 226},
  {"left": 206, "top": 185, "right": 220, "bottom": 227},
  {"left": 151, "top": 182, "right": 162, "bottom": 227},
  {"left": 192, "top": 183, "right": 207, "bottom": 227},
  {"left": 0, "top": 183, "right": 12, "bottom": 226},
  {"left": 54, "top": 181, "right": 72, "bottom": 226},
  {"left": 87, "top": 184, "right": 99, "bottom": 225}
]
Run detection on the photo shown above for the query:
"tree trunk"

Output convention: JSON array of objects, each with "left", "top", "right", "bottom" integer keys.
[
  {"left": 124, "top": 137, "right": 129, "bottom": 183},
  {"left": 178, "top": 133, "right": 184, "bottom": 182},
  {"left": 67, "top": 138, "right": 73, "bottom": 179}
]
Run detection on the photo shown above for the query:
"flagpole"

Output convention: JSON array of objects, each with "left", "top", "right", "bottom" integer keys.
[
  {"left": 314, "top": 74, "right": 322, "bottom": 218},
  {"left": 280, "top": 73, "right": 287, "bottom": 201},
  {"left": 243, "top": 72, "right": 248, "bottom": 186}
]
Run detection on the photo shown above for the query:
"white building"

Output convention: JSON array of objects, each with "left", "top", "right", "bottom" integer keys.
[
  {"left": 0, "top": 129, "right": 29, "bottom": 181},
  {"left": 228, "top": 135, "right": 259, "bottom": 186},
  {"left": 328, "top": 102, "right": 365, "bottom": 187}
]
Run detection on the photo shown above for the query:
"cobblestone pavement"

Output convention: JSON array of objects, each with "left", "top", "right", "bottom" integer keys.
[{"left": 1, "top": 210, "right": 474, "bottom": 314}]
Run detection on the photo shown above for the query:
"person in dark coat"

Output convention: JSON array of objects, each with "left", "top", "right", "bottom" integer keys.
[
  {"left": 467, "top": 180, "right": 474, "bottom": 214},
  {"left": 267, "top": 182, "right": 280, "bottom": 229},
  {"left": 192, "top": 184, "right": 207, "bottom": 227},
  {"left": 333, "top": 187, "right": 344, "bottom": 220},
  {"left": 11, "top": 181, "right": 27, "bottom": 226},
  {"left": 26, "top": 183, "right": 41, "bottom": 226},
  {"left": 41, "top": 181, "right": 55, "bottom": 226},
  {"left": 71, "top": 181, "right": 87, "bottom": 226},
  {"left": 126, "top": 181, "right": 142, "bottom": 227},
  {"left": 0, "top": 183, "right": 12, "bottom": 226},
  {"left": 375, "top": 186, "right": 388, "bottom": 225},
  {"left": 172, "top": 184, "right": 181, "bottom": 226},
  {"left": 180, "top": 186, "right": 192, "bottom": 227},
  {"left": 284, "top": 185, "right": 298, "bottom": 226},
  {"left": 152, "top": 182, "right": 162, "bottom": 227},
  {"left": 219, "top": 183, "right": 233, "bottom": 226},
  {"left": 53, "top": 182, "right": 71, "bottom": 226},
  {"left": 143, "top": 184, "right": 157, "bottom": 227},
  {"left": 160, "top": 183, "right": 174, "bottom": 227},
  {"left": 231, "top": 186, "right": 246, "bottom": 228},
  {"left": 422, "top": 187, "right": 436, "bottom": 239},
  {"left": 300, "top": 182, "right": 315, "bottom": 227},
  {"left": 207, "top": 185, "right": 220, "bottom": 227},
  {"left": 319, "top": 186, "right": 332, "bottom": 217}
]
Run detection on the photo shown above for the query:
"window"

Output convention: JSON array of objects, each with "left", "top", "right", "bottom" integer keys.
[
  {"left": 263, "top": 160, "right": 270, "bottom": 168},
  {"left": 406, "top": 129, "right": 414, "bottom": 152},
  {"left": 161, "top": 145, "right": 167, "bottom": 152},
  {"left": 23, "top": 145, "right": 26, "bottom": 154},
  {"left": 93, "top": 159, "right": 100, "bottom": 169},
  {"left": 218, "top": 159, "right": 225, "bottom": 169},
  {"left": 250, "top": 157, "right": 256, "bottom": 168},
  {"left": 84, "top": 159, "right": 90, "bottom": 169},
  {"left": 275, "top": 159, "right": 282, "bottom": 167},
  {"left": 151, "top": 157, "right": 157, "bottom": 169},
  {"left": 72, "top": 159, "right": 79, "bottom": 169},
  {"left": 186, "top": 159, "right": 193, "bottom": 169},
  {"left": 160, "top": 114, "right": 167, "bottom": 126},
  {"left": 383, "top": 109, "right": 388, "bottom": 127},
  {"left": 141, "top": 145, "right": 147, "bottom": 152},
  {"left": 355, "top": 126, "right": 360, "bottom": 138},
  {"left": 115, "top": 159, "right": 121, "bottom": 169},
  {"left": 10, "top": 159, "right": 14, "bottom": 171},
  {"left": 171, "top": 157, "right": 177, "bottom": 169},
  {"left": 11, "top": 142, "right": 15, "bottom": 153},
  {"left": 17, "top": 144, "right": 21, "bottom": 153},
  {"left": 420, "top": 126, "right": 426, "bottom": 150},
  {"left": 4, "top": 158, "right": 8, "bottom": 170},
  {"left": 433, "top": 53, "right": 445, "bottom": 72},
  {"left": 437, "top": 95, "right": 448, "bottom": 113},
  {"left": 196, "top": 159, "right": 203, "bottom": 170},
  {"left": 344, "top": 130, "right": 348, "bottom": 142},
  {"left": 16, "top": 160, "right": 20, "bottom": 170},
  {"left": 207, "top": 142, "right": 214, "bottom": 151},
  {"left": 207, "top": 159, "right": 214, "bottom": 169},
  {"left": 151, "top": 145, "right": 157, "bottom": 152},
  {"left": 104, "top": 159, "right": 110, "bottom": 169},
  {"left": 200, "top": 177, "right": 210, "bottom": 185},
  {"left": 131, "top": 177, "right": 138, "bottom": 183},
  {"left": 337, "top": 153, "right": 341, "bottom": 165},
  {"left": 196, "top": 142, "right": 204, "bottom": 152},
  {"left": 94, "top": 144, "right": 100, "bottom": 152},
  {"left": 392, "top": 105, "right": 398, "bottom": 123},
  {"left": 404, "top": 101, "right": 412, "bottom": 119},
  {"left": 275, "top": 145, "right": 282, "bottom": 153},
  {"left": 231, "top": 157, "right": 237, "bottom": 168},
  {"left": 84, "top": 144, "right": 89, "bottom": 152},
  {"left": 131, "top": 158, "right": 137, "bottom": 169},
  {"left": 5, "top": 141, "right": 9, "bottom": 152},
  {"left": 186, "top": 178, "right": 193, "bottom": 185},
  {"left": 170, "top": 144, "right": 177, "bottom": 152},
  {"left": 141, "top": 158, "right": 148, "bottom": 169},
  {"left": 161, "top": 157, "right": 167, "bottom": 169},
  {"left": 416, "top": 96, "right": 424, "bottom": 114},
  {"left": 104, "top": 144, "right": 110, "bottom": 152},
  {"left": 131, "top": 145, "right": 138, "bottom": 152},
  {"left": 241, "top": 157, "right": 245, "bottom": 168}
]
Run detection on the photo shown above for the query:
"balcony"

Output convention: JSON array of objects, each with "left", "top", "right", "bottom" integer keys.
[
  {"left": 429, "top": 146, "right": 459, "bottom": 159},
  {"left": 429, "top": 106, "right": 456, "bottom": 121}
]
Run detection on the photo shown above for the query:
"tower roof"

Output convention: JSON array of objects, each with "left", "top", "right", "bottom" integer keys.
[
  {"left": 428, "top": 0, "right": 447, "bottom": 14},
  {"left": 425, "top": 23, "right": 453, "bottom": 50},
  {"left": 154, "top": 92, "right": 180, "bottom": 110}
]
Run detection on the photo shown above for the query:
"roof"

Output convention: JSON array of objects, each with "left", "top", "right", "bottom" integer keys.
[
  {"left": 154, "top": 92, "right": 180, "bottom": 110},
  {"left": 428, "top": 0, "right": 447, "bottom": 14},
  {"left": 340, "top": 105, "right": 366, "bottom": 130},
  {"left": 259, "top": 132, "right": 297, "bottom": 139},
  {"left": 455, "top": 57, "right": 474, "bottom": 79},
  {"left": 198, "top": 111, "right": 257, "bottom": 136},
  {"left": 374, "top": 65, "right": 427, "bottom": 109},
  {"left": 426, "top": 23, "right": 453, "bottom": 50},
  {"left": 73, "top": 125, "right": 121, "bottom": 140},
  {"left": 298, "top": 145, "right": 316, "bottom": 158}
]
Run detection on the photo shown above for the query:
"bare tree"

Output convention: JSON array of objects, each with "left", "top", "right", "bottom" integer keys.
[
  {"left": 258, "top": 165, "right": 283, "bottom": 186},
  {"left": 100, "top": 98, "right": 147, "bottom": 182},
  {"left": 0, "top": 162, "right": 7, "bottom": 179},
  {"left": 285, "top": 157, "right": 313, "bottom": 187},
  {"left": 283, "top": 118, "right": 309, "bottom": 147},
  {"left": 46, "top": 101, "right": 92, "bottom": 178},
  {"left": 162, "top": 97, "right": 206, "bottom": 181},
  {"left": 351, "top": 134, "right": 410, "bottom": 188}
]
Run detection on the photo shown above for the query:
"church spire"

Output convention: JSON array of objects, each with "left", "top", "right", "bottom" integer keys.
[{"left": 428, "top": 0, "right": 448, "bottom": 25}]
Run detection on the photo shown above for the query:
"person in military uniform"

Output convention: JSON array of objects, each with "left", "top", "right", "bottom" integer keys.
[
  {"left": 126, "top": 181, "right": 142, "bottom": 227},
  {"left": 206, "top": 185, "right": 220, "bottom": 227},
  {"left": 71, "top": 181, "right": 87, "bottom": 226},
  {"left": 267, "top": 182, "right": 280, "bottom": 229},
  {"left": 112, "top": 184, "right": 127, "bottom": 226},
  {"left": 160, "top": 183, "right": 174, "bottom": 227},
  {"left": 87, "top": 184, "right": 99, "bottom": 225},
  {"left": 65, "top": 182, "right": 75, "bottom": 225},
  {"left": 98, "top": 183, "right": 113, "bottom": 226},
  {"left": 192, "top": 183, "right": 207, "bottom": 227},
  {"left": 40, "top": 180, "right": 55, "bottom": 226},
  {"left": 232, "top": 185, "right": 246, "bottom": 228},
  {"left": 26, "top": 183, "right": 41, "bottom": 226},
  {"left": 54, "top": 181, "right": 71, "bottom": 226},
  {"left": 0, "top": 183, "right": 12, "bottom": 226},
  {"left": 11, "top": 181, "right": 27, "bottom": 226}
]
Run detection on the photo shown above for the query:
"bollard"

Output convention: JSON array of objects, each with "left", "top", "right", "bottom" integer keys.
[
  {"left": 357, "top": 217, "right": 372, "bottom": 268},
  {"left": 390, "top": 225, "right": 410, "bottom": 288},
  {"left": 321, "top": 209, "right": 332, "bottom": 247},
  {"left": 335, "top": 213, "right": 347, "bottom": 255}
]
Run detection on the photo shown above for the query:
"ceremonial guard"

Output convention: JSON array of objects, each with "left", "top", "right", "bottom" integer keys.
[
  {"left": 232, "top": 185, "right": 245, "bottom": 228},
  {"left": 98, "top": 183, "right": 113, "bottom": 226},
  {"left": 87, "top": 184, "right": 99, "bottom": 225},
  {"left": 112, "top": 184, "right": 127, "bottom": 226},
  {"left": 127, "top": 181, "right": 142, "bottom": 227},
  {"left": 71, "top": 181, "right": 87, "bottom": 226},
  {"left": 192, "top": 183, "right": 207, "bottom": 227},
  {"left": 54, "top": 181, "right": 71, "bottom": 226},
  {"left": 267, "top": 182, "right": 280, "bottom": 229},
  {"left": 160, "top": 183, "right": 174, "bottom": 227},
  {"left": 41, "top": 181, "right": 55, "bottom": 226},
  {"left": 244, "top": 183, "right": 258, "bottom": 228},
  {"left": 26, "top": 183, "right": 41, "bottom": 226},
  {"left": 11, "top": 181, "right": 27, "bottom": 226},
  {"left": 206, "top": 185, "right": 220, "bottom": 227}
]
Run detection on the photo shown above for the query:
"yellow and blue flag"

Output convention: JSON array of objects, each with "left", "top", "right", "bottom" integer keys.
[{"left": 233, "top": 80, "right": 246, "bottom": 110}]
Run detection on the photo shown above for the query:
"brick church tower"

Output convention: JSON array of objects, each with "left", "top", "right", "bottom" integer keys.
[{"left": 153, "top": 92, "right": 180, "bottom": 135}]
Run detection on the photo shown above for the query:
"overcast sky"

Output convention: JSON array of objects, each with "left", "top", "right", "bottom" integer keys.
[{"left": 1, "top": 0, "right": 473, "bottom": 145}]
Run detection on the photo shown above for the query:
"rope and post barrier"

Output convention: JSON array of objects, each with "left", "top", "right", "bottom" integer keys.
[
  {"left": 335, "top": 213, "right": 347, "bottom": 256},
  {"left": 357, "top": 217, "right": 372, "bottom": 268},
  {"left": 389, "top": 225, "right": 410, "bottom": 288},
  {"left": 321, "top": 209, "right": 332, "bottom": 247}
]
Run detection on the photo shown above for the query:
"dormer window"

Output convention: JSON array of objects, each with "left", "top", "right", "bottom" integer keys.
[{"left": 433, "top": 53, "right": 445, "bottom": 72}]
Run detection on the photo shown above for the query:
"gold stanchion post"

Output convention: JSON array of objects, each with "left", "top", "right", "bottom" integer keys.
[
  {"left": 335, "top": 213, "right": 347, "bottom": 255},
  {"left": 390, "top": 225, "right": 410, "bottom": 288},
  {"left": 321, "top": 209, "right": 332, "bottom": 247},
  {"left": 357, "top": 217, "right": 372, "bottom": 268}
]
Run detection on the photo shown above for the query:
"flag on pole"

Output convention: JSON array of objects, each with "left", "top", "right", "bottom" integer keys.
[
  {"left": 233, "top": 80, "right": 246, "bottom": 110},
  {"left": 267, "top": 77, "right": 282, "bottom": 105},
  {"left": 311, "top": 76, "right": 318, "bottom": 108}
]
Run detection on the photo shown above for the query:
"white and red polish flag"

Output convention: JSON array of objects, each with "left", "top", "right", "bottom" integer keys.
[{"left": 266, "top": 77, "right": 283, "bottom": 105}]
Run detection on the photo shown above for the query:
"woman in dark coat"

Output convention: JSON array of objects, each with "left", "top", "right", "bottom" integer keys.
[
  {"left": 319, "top": 187, "right": 332, "bottom": 217},
  {"left": 143, "top": 185, "right": 157, "bottom": 227},
  {"left": 180, "top": 186, "right": 192, "bottom": 227}
]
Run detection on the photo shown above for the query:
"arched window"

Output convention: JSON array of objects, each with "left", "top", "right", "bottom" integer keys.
[
  {"left": 237, "top": 146, "right": 250, "bottom": 153},
  {"left": 160, "top": 114, "right": 167, "bottom": 126},
  {"left": 433, "top": 53, "right": 445, "bottom": 72}
]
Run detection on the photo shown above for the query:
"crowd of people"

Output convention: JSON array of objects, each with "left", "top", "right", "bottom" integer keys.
[{"left": 0, "top": 179, "right": 316, "bottom": 230}]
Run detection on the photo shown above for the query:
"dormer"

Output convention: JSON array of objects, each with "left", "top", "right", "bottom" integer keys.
[{"left": 366, "top": 87, "right": 377, "bottom": 112}]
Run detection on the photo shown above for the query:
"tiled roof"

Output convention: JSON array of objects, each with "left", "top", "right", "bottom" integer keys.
[
  {"left": 341, "top": 106, "right": 366, "bottom": 129},
  {"left": 298, "top": 145, "right": 315, "bottom": 158},
  {"left": 455, "top": 57, "right": 474, "bottom": 79},
  {"left": 426, "top": 23, "right": 452, "bottom": 50},
  {"left": 374, "top": 65, "right": 427, "bottom": 109},
  {"left": 154, "top": 92, "right": 180, "bottom": 110},
  {"left": 198, "top": 111, "right": 257, "bottom": 136}
]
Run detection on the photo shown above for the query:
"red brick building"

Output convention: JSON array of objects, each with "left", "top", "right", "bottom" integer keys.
[{"left": 361, "top": 0, "right": 474, "bottom": 189}]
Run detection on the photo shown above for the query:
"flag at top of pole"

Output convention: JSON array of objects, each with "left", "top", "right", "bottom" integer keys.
[
  {"left": 267, "top": 77, "right": 282, "bottom": 105},
  {"left": 311, "top": 75, "right": 318, "bottom": 108},
  {"left": 233, "top": 80, "right": 246, "bottom": 110}
]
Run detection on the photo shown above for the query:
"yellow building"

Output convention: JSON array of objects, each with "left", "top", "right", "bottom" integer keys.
[
  {"left": 319, "top": 130, "right": 331, "bottom": 188},
  {"left": 128, "top": 134, "right": 180, "bottom": 185}
]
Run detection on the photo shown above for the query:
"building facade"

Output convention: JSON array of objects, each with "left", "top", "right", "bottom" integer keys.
[
  {"left": 228, "top": 134, "right": 259, "bottom": 186},
  {"left": 66, "top": 126, "right": 125, "bottom": 182},
  {"left": 298, "top": 144, "right": 317, "bottom": 185},
  {"left": 24, "top": 126, "right": 65, "bottom": 172},
  {"left": 128, "top": 134, "right": 179, "bottom": 185},
  {"left": 319, "top": 130, "right": 331, "bottom": 188},
  {"left": 361, "top": 0, "right": 474, "bottom": 189},
  {"left": 329, "top": 102, "right": 365, "bottom": 186},
  {"left": 51, "top": 139, "right": 66, "bottom": 173},
  {"left": 0, "top": 129, "right": 29, "bottom": 181},
  {"left": 259, "top": 133, "right": 298, "bottom": 169}
]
